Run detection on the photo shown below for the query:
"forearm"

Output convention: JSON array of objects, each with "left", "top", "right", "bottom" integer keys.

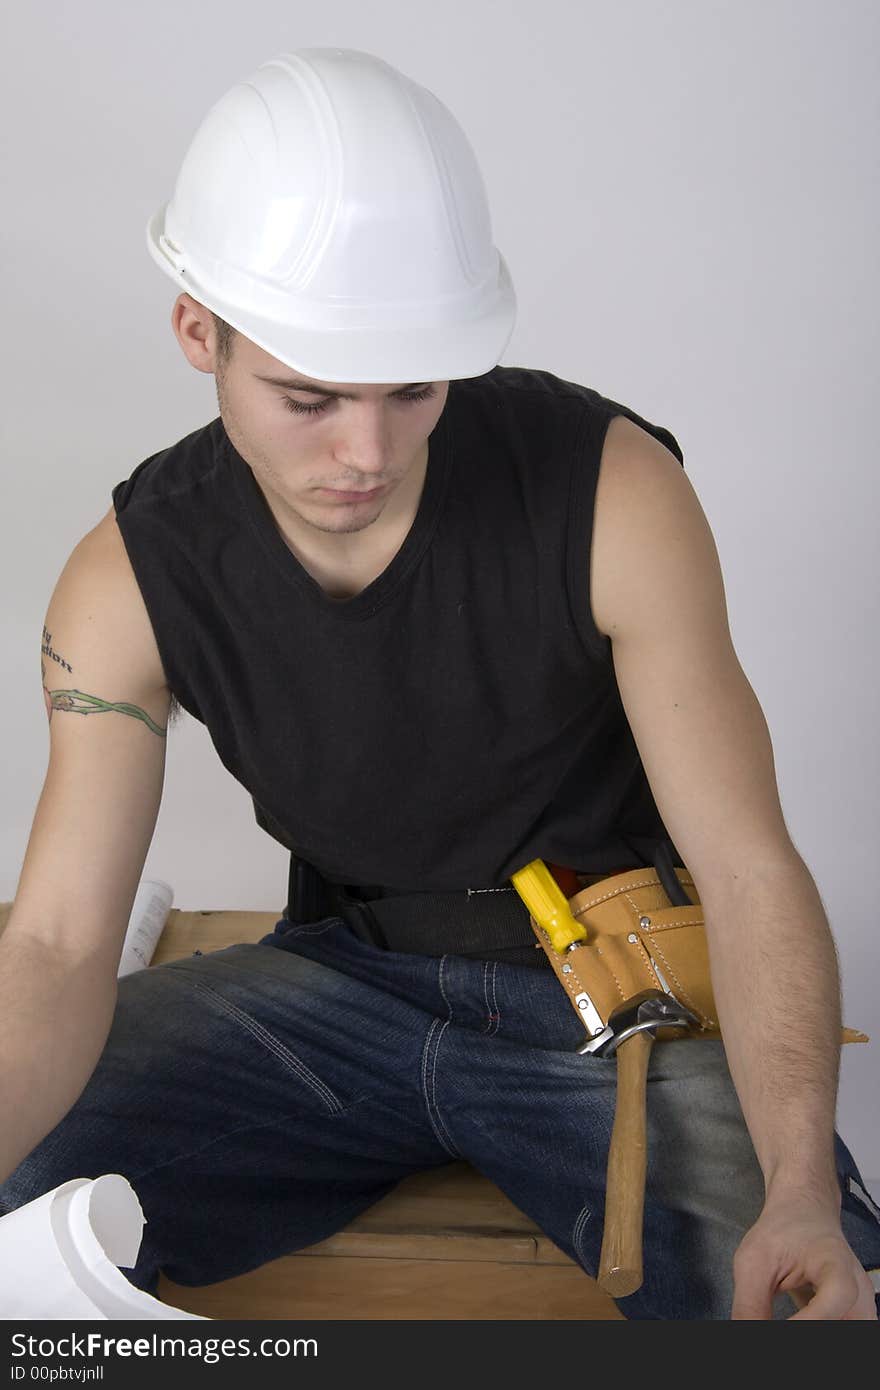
[
  {"left": 700, "top": 855, "right": 842, "bottom": 1208},
  {"left": 0, "top": 931, "right": 118, "bottom": 1184}
]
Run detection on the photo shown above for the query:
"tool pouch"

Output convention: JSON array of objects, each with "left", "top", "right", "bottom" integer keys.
[{"left": 531, "top": 859, "right": 869, "bottom": 1047}]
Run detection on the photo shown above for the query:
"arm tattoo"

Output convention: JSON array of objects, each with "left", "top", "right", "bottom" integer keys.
[{"left": 41, "top": 625, "right": 168, "bottom": 738}]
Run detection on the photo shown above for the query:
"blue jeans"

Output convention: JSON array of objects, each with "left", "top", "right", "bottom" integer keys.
[{"left": 3, "top": 915, "right": 879, "bottom": 1320}]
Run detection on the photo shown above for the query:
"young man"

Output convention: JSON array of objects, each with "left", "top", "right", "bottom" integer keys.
[{"left": 2, "top": 47, "right": 879, "bottom": 1320}]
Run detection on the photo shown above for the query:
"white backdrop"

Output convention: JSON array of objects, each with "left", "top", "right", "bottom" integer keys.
[{"left": 2, "top": 0, "right": 878, "bottom": 1179}]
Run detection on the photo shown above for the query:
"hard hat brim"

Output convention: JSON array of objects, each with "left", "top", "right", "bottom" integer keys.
[{"left": 146, "top": 205, "right": 517, "bottom": 384}]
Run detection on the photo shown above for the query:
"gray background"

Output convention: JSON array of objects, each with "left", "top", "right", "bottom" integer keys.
[{"left": 2, "top": 1, "right": 878, "bottom": 1180}]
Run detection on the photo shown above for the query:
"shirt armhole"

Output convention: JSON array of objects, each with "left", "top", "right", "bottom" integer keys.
[
  {"left": 565, "top": 402, "right": 687, "bottom": 664},
  {"left": 565, "top": 406, "right": 615, "bottom": 665}
]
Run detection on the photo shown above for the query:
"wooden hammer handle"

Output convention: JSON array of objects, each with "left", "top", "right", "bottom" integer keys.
[{"left": 597, "top": 1030, "right": 654, "bottom": 1298}]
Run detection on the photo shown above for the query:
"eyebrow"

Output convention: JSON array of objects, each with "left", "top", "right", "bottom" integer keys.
[{"left": 254, "top": 373, "right": 430, "bottom": 400}]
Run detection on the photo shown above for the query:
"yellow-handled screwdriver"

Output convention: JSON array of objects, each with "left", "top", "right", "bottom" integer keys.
[{"left": 510, "top": 859, "right": 588, "bottom": 952}]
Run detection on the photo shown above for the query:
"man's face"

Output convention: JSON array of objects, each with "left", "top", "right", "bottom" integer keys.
[{"left": 206, "top": 312, "right": 449, "bottom": 539}]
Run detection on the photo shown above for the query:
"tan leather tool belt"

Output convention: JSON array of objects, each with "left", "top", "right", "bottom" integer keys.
[{"left": 529, "top": 864, "right": 868, "bottom": 1049}]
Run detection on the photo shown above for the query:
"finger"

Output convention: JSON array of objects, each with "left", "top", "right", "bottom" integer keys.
[
  {"left": 731, "top": 1270, "right": 775, "bottom": 1320},
  {"left": 786, "top": 1268, "right": 861, "bottom": 1320},
  {"left": 806, "top": 1271, "right": 878, "bottom": 1321}
]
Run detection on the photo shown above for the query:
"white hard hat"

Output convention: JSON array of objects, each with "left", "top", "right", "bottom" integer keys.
[{"left": 146, "top": 47, "right": 517, "bottom": 382}]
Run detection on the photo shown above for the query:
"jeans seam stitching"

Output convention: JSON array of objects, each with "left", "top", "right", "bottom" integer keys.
[
  {"left": 489, "top": 962, "right": 500, "bottom": 1035},
  {"left": 185, "top": 976, "right": 343, "bottom": 1114},
  {"left": 429, "top": 1020, "right": 462, "bottom": 1157},
  {"left": 438, "top": 956, "right": 454, "bottom": 1023},
  {"left": 283, "top": 920, "right": 341, "bottom": 938},
  {"left": 420, "top": 1018, "right": 461, "bottom": 1158},
  {"left": 572, "top": 1203, "right": 592, "bottom": 1266}
]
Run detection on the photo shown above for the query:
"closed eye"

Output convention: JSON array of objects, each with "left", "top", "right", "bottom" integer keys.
[{"left": 283, "top": 385, "right": 437, "bottom": 417}]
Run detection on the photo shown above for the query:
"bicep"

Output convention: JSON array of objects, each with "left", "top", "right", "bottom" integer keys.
[
  {"left": 593, "top": 417, "right": 798, "bottom": 902},
  {"left": 9, "top": 524, "right": 171, "bottom": 964}
]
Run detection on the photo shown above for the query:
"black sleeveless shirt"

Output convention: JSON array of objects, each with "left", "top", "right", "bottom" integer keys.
[{"left": 111, "top": 364, "right": 686, "bottom": 891}]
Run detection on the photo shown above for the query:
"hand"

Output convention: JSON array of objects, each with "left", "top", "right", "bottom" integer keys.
[{"left": 731, "top": 1195, "right": 878, "bottom": 1319}]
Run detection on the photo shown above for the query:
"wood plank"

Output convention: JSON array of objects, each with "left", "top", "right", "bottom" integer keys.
[
  {"left": 344, "top": 1162, "right": 542, "bottom": 1236},
  {"left": 286, "top": 1227, "right": 581, "bottom": 1268},
  {"left": 292, "top": 1229, "right": 544, "bottom": 1263},
  {"left": 158, "top": 1253, "right": 623, "bottom": 1320},
  {"left": 150, "top": 908, "right": 279, "bottom": 964}
]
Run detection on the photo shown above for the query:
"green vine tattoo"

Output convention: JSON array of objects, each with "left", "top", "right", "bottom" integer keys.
[
  {"left": 41, "top": 625, "right": 167, "bottom": 737},
  {"left": 45, "top": 687, "right": 167, "bottom": 737}
]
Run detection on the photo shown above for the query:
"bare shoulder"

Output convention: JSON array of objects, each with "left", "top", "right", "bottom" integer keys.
[
  {"left": 91, "top": 503, "right": 124, "bottom": 546},
  {"left": 590, "top": 413, "right": 709, "bottom": 640},
  {"left": 75, "top": 504, "right": 170, "bottom": 697}
]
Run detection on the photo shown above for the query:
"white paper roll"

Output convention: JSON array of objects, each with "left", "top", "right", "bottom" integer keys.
[
  {"left": 117, "top": 879, "right": 174, "bottom": 978},
  {"left": 0, "top": 1175, "right": 208, "bottom": 1319}
]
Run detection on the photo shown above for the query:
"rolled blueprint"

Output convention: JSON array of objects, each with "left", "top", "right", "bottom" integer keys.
[
  {"left": 117, "top": 879, "right": 173, "bottom": 978},
  {"left": 0, "top": 1174, "right": 208, "bottom": 1319}
]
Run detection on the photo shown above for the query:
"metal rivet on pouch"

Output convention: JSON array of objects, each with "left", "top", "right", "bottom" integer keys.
[
  {"left": 627, "top": 933, "right": 639, "bottom": 943},
  {"left": 562, "top": 963, "right": 572, "bottom": 973},
  {"left": 639, "top": 916, "right": 652, "bottom": 927}
]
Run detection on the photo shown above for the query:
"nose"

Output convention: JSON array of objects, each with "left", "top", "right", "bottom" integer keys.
[{"left": 331, "top": 407, "right": 394, "bottom": 476}]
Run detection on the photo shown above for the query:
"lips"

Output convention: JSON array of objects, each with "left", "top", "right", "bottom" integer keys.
[{"left": 319, "top": 485, "right": 386, "bottom": 501}]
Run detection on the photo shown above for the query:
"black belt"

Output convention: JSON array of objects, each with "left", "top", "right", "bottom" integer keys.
[{"left": 285, "top": 855, "right": 550, "bottom": 970}]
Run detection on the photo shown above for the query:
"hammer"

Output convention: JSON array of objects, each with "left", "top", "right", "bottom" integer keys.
[
  {"left": 582, "top": 988, "right": 700, "bottom": 1298},
  {"left": 509, "top": 861, "right": 700, "bottom": 1299}
]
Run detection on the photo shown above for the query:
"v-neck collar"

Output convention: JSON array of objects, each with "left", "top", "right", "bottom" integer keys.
[{"left": 218, "top": 406, "right": 453, "bottom": 621}]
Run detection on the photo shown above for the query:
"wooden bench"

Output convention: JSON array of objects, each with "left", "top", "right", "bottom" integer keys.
[{"left": 1, "top": 902, "right": 621, "bottom": 1320}]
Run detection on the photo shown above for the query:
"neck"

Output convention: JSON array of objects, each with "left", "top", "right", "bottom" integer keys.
[{"left": 269, "top": 440, "right": 430, "bottom": 598}]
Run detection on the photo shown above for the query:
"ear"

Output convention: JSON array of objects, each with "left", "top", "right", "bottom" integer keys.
[{"left": 170, "top": 295, "right": 216, "bottom": 375}]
